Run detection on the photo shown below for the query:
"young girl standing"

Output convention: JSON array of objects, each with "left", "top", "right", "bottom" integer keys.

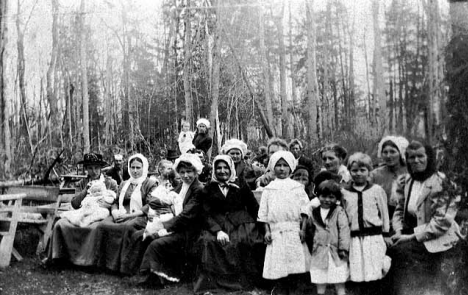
[
  {"left": 178, "top": 121, "right": 195, "bottom": 154},
  {"left": 302, "top": 180, "right": 350, "bottom": 295},
  {"left": 342, "top": 153, "right": 391, "bottom": 289},
  {"left": 257, "top": 151, "right": 310, "bottom": 294}
]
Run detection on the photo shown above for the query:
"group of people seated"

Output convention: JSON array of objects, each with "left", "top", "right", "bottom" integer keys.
[{"left": 42, "top": 122, "right": 462, "bottom": 295}]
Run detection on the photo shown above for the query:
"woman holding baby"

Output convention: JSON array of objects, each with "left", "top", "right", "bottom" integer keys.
[{"left": 45, "top": 153, "right": 118, "bottom": 266}]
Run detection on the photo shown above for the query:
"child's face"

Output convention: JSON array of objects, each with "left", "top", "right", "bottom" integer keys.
[
  {"left": 319, "top": 194, "right": 337, "bottom": 209},
  {"left": 182, "top": 123, "right": 190, "bottom": 132},
  {"left": 349, "top": 162, "right": 369, "bottom": 185},
  {"left": 292, "top": 169, "right": 309, "bottom": 186},
  {"left": 274, "top": 158, "right": 291, "bottom": 179}
]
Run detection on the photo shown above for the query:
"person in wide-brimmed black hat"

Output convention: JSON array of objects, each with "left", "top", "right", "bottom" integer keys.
[{"left": 71, "top": 153, "right": 118, "bottom": 209}]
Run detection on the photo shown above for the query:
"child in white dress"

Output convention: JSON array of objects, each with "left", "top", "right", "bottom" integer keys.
[
  {"left": 61, "top": 180, "right": 116, "bottom": 227},
  {"left": 341, "top": 152, "right": 391, "bottom": 286},
  {"left": 302, "top": 180, "right": 350, "bottom": 295},
  {"left": 257, "top": 151, "right": 310, "bottom": 293},
  {"left": 178, "top": 121, "right": 195, "bottom": 154}
]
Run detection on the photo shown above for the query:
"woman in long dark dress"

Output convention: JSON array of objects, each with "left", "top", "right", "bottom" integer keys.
[
  {"left": 387, "top": 141, "right": 460, "bottom": 295},
  {"left": 194, "top": 155, "right": 264, "bottom": 293},
  {"left": 46, "top": 153, "right": 118, "bottom": 266},
  {"left": 139, "top": 153, "right": 205, "bottom": 286},
  {"left": 94, "top": 153, "right": 157, "bottom": 273}
]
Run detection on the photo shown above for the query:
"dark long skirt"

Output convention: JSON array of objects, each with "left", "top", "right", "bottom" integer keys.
[
  {"left": 386, "top": 240, "right": 443, "bottom": 295},
  {"left": 193, "top": 222, "right": 265, "bottom": 293},
  {"left": 95, "top": 216, "right": 147, "bottom": 273},
  {"left": 47, "top": 218, "right": 101, "bottom": 265},
  {"left": 140, "top": 233, "right": 189, "bottom": 283},
  {"left": 120, "top": 229, "right": 153, "bottom": 275}
]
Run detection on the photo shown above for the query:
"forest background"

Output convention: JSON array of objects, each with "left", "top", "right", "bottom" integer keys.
[{"left": 1, "top": 0, "right": 468, "bottom": 201}]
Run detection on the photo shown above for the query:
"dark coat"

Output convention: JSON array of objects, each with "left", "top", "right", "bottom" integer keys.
[
  {"left": 202, "top": 182, "right": 259, "bottom": 234},
  {"left": 192, "top": 133, "right": 213, "bottom": 154},
  {"left": 162, "top": 179, "right": 204, "bottom": 237},
  {"left": 106, "top": 166, "right": 130, "bottom": 185}
]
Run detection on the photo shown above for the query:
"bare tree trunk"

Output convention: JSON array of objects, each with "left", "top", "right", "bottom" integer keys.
[
  {"left": 183, "top": 0, "right": 193, "bottom": 126},
  {"left": 288, "top": 1, "right": 298, "bottom": 137},
  {"left": 424, "top": 0, "right": 443, "bottom": 143},
  {"left": 306, "top": 1, "right": 319, "bottom": 143},
  {"left": 1, "top": 0, "right": 12, "bottom": 177},
  {"left": 209, "top": 0, "right": 222, "bottom": 158},
  {"left": 276, "top": 3, "right": 289, "bottom": 139},
  {"left": 372, "top": 0, "right": 387, "bottom": 133},
  {"left": 80, "top": 0, "right": 90, "bottom": 153},
  {"left": 259, "top": 4, "right": 274, "bottom": 132}
]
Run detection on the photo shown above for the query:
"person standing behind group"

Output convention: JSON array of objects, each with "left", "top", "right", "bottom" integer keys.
[
  {"left": 341, "top": 152, "right": 390, "bottom": 295},
  {"left": 301, "top": 180, "right": 350, "bottom": 295},
  {"left": 320, "top": 144, "right": 351, "bottom": 184},
  {"left": 221, "top": 139, "right": 257, "bottom": 189},
  {"left": 192, "top": 118, "right": 213, "bottom": 155},
  {"left": 371, "top": 136, "right": 409, "bottom": 220},
  {"left": 289, "top": 139, "right": 315, "bottom": 176},
  {"left": 106, "top": 154, "right": 130, "bottom": 185},
  {"left": 257, "top": 151, "right": 310, "bottom": 295},
  {"left": 178, "top": 121, "right": 195, "bottom": 154},
  {"left": 255, "top": 137, "right": 289, "bottom": 188}
]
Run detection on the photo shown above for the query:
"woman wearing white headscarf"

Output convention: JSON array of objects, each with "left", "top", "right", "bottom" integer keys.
[
  {"left": 94, "top": 153, "right": 158, "bottom": 273},
  {"left": 192, "top": 118, "right": 213, "bottom": 154},
  {"left": 371, "top": 136, "right": 409, "bottom": 219},
  {"left": 194, "top": 155, "right": 264, "bottom": 293}
]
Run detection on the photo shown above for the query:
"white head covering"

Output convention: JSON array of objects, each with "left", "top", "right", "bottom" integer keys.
[
  {"left": 221, "top": 139, "right": 248, "bottom": 157},
  {"left": 377, "top": 136, "right": 409, "bottom": 163},
  {"left": 267, "top": 151, "right": 297, "bottom": 175},
  {"left": 114, "top": 154, "right": 123, "bottom": 161},
  {"left": 118, "top": 153, "right": 149, "bottom": 214},
  {"left": 196, "top": 118, "right": 210, "bottom": 129},
  {"left": 173, "top": 153, "right": 204, "bottom": 175},
  {"left": 211, "top": 155, "right": 239, "bottom": 188}
]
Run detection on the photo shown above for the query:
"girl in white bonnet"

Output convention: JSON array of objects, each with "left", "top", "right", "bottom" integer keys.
[{"left": 257, "top": 151, "right": 310, "bottom": 294}]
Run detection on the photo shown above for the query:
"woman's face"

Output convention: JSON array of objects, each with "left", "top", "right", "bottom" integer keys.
[
  {"left": 130, "top": 160, "right": 143, "bottom": 178},
  {"left": 227, "top": 149, "right": 242, "bottom": 164},
  {"left": 290, "top": 144, "right": 301, "bottom": 159},
  {"left": 349, "top": 162, "right": 369, "bottom": 186},
  {"left": 86, "top": 164, "right": 101, "bottom": 180},
  {"left": 292, "top": 169, "right": 309, "bottom": 186},
  {"left": 274, "top": 158, "right": 291, "bottom": 179},
  {"left": 322, "top": 151, "right": 341, "bottom": 174},
  {"left": 197, "top": 124, "right": 207, "bottom": 134},
  {"left": 215, "top": 161, "right": 231, "bottom": 182},
  {"left": 319, "top": 194, "right": 337, "bottom": 209},
  {"left": 178, "top": 167, "right": 196, "bottom": 184},
  {"left": 382, "top": 145, "right": 401, "bottom": 168},
  {"left": 407, "top": 147, "right": 428, "bottom": 173}
]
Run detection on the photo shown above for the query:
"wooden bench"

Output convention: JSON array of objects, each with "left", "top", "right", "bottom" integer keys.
[
  {"left": 0, "top": 193, "right": 26, "bottom": 268},
  {"left": 0, "top": 186, "right": 73, "bottom": 260}
]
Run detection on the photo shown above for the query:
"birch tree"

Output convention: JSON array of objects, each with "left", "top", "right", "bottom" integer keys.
[
  {"left": 306, "top": 1, "right": 320, "bottom": 143},
  {"left": 79, "top": 0, "right": 90, "bottom": 153},
  {"left": 1, "top": 0, "right": 12, "bottom": 176},
  {"left": 183, "top": 0, "right": 193, "bottom": 126},
  {"left": 372, "top": 0, "right": 386, "bottom": 133}
]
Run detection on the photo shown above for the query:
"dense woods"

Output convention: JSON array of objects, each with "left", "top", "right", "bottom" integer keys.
[{"left": 0, "top": 0, "right": 467, "bottom": 194}]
